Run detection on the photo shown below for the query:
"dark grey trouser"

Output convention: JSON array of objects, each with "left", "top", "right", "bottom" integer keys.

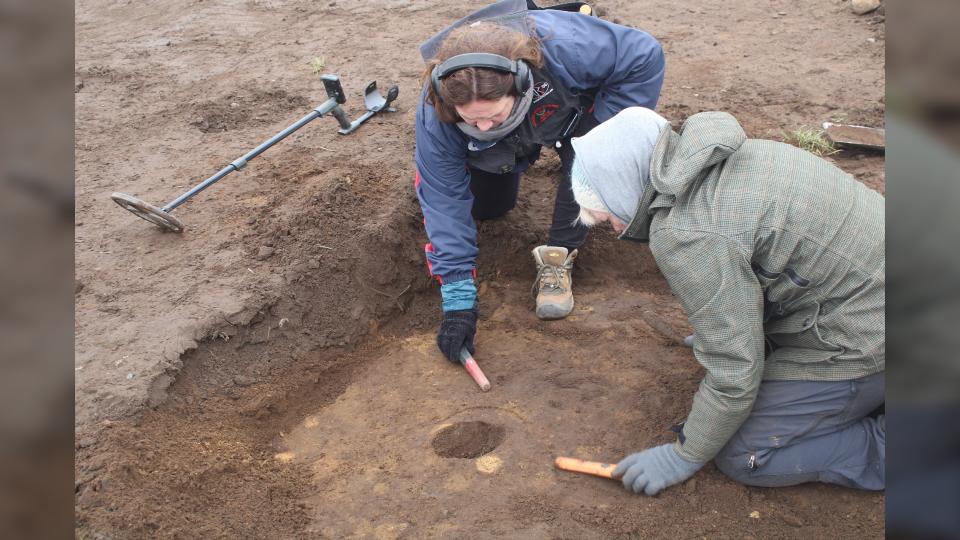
[{"left": 714, "top": 372, "right": 885, "bottom": 490}]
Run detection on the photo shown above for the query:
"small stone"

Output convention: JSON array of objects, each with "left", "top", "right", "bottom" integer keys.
[
  {"left": 76, "top": 436, "right": 96, "bottom": 449},
  {"left": 77, "top": 487, "right": 104, "bottom": 509},
  {"left": 230, "top": 102, "right": 239, "bottom": 108},
  {"left": 256, "top": 246, "right": 275, "bottom": 260},
  {"left": 233, "top": 375, "right": 256, "bottom": 387},
  {"left": 307, "top": 258, "right": 320, "bottom": 269},
  {"left": 851, "top": 0, "right": 880, "bottom": 15},
  {"left": 782, "top": 514, "right": 804, "bottom": 527},
  {"left": 749, "top": 510, "right": 761, "bottom": 519},
  {"left": 247, "top": 216, "right": 257, "bottom": 225}
]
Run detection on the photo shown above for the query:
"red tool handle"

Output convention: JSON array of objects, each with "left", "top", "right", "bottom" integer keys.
[{"left": 459, "top": 348, "right": 491, "bottom": 392}]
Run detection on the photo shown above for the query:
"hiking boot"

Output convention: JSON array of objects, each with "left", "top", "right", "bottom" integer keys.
[{"left": 531, "top": 245, "right": 578, "bottom": 320}]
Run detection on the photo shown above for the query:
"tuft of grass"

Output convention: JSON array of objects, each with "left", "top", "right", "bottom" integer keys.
[
  {"left": 309, "top": 56, "right": 326, "bottom": 74},
  {"left": 784, "top": 127, "right": 837, "bottom": 156}
]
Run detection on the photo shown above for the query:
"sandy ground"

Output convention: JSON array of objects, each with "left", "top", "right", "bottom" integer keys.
[{"left": 75, "top": 0, "right": 885, "bottom": 537}]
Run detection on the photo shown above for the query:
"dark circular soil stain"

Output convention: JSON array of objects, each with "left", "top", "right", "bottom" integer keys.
[{"left": 431, "top": 421, "right": 506, "bottom": 459}]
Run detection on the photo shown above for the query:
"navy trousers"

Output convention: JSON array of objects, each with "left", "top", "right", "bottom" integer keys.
[
  {"left": 713, "top": 372, "right": 885, "bottom": 490},
  {"left": 469, "top": 114, "right": 599, "bottom": 251}
]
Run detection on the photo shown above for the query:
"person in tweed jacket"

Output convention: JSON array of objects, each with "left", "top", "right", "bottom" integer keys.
[{"left": 568, "top": 107, "right": 885, "bottom": 495}]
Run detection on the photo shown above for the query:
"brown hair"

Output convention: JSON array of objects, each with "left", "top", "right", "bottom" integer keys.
[{"left": 421, "top": 21, "right": 544, "bottom": 123}]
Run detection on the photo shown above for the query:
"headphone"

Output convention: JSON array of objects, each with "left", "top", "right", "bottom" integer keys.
[{"left": 430, "top": 52, "right": 531, "bottom": 99}]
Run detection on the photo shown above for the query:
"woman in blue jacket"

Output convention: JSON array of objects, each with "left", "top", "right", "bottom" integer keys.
[{"left": 415, "top": 0, "right": 665, "bottom": 364}]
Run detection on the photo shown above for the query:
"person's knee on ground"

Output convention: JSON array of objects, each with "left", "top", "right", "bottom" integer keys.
[
  {"left": 712, "top": 413, "right": 886, "bottom": 490},
  {"left": 713, "top": 440, "right": 821, "bottom": 488}
]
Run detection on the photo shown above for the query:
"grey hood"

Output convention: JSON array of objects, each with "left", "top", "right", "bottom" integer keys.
[
  {"left": 569, "top": 107, "right": 670, "bottom": 225},
  {"left": 648, "top": 111, "right": 746, "bottom": 197}
]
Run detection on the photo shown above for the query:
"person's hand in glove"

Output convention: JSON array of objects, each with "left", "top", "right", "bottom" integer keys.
[
  {"left": 612, "top": 443, "right": 705, "bottom": 495},
  {"left": 436, "top": 307, "right": 478, "bottom": 363},
  {"left": 436, "top": 278, "right": 478, "bottom": 363}
]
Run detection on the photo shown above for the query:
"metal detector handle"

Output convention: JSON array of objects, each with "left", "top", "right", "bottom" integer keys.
[{"left": 320, "top": 74, "right": 347, "bottom": 104}]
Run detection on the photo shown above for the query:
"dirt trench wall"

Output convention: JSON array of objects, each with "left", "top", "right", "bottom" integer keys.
[
  {"left": 75, "top": 161, "right": 437, "bottom": 536},
  {"left": 143, "top": 158, "right": 440, "bottom": 404}
]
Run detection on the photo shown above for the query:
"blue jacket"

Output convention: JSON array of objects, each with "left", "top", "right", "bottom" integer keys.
[{"left": 414, "top": 8, "right": 665, "bottom": 285}]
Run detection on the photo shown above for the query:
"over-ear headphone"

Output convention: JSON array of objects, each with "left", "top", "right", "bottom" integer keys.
[{"left": 430, "top": 52, "right": 531, "bottom": 99}]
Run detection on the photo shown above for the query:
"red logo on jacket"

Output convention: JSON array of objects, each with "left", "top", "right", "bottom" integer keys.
[{"left": 530, "top": 104, "right": 559, "bottom": 127}]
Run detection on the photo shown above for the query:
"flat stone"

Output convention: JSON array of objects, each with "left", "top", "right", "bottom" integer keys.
[
  {"left": 823, "top": 122, "right": 885, "bottom": 150},
  {"left": 782, "top": 513, "right": 804, "bottom": 527},
  {"left": 851, "top": 0, "right": 880, "bottom": 15},
  {"left": 233, "top": 375, "right": 256, "bottom": 387},
  {"left": 256, "top": 246, "right": 275, "bottom": 260},
  {"left": 77, "top": 487, "right": 104, "bottom": 509}
]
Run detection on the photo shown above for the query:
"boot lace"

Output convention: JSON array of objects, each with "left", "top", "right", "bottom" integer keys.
[{"left": 532, "top": 261, "right": 571, "bottom": 297}]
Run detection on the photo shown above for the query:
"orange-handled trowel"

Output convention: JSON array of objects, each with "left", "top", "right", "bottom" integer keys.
[{"left": 554, "top": 457, "right": 618, "bottom": 479}]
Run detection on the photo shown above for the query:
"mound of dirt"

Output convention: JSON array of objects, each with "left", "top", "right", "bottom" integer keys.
[{"left": 190, "top": 89, "right": 310, "bottom": 133}]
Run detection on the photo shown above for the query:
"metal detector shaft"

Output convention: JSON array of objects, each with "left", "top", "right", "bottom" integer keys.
[
  {"left": 163, "top": 97, "right": 343, "bottom": 212},
  {"left": 113, "top": 73, "right": 399, "bottom": 233}
]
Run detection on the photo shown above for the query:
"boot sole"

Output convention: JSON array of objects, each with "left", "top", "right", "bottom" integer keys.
[{"left": 536, "top": 300, "right": 574, "bottom": 320}]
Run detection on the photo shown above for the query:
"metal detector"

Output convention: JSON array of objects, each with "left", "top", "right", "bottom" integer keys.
[{"left": 111, "top": 74, "right": 399, "bottom": 233}]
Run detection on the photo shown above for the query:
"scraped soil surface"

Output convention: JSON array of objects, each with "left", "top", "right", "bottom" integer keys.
[{"left": 75, "top": 0, "right": 885, "bottom": 537}]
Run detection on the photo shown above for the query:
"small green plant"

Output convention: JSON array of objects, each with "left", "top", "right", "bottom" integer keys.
[
  {"left": 309, "top": 56, "right": 326, "bottom": 74},
  {"left": 784, "top": 127, "right": 837, "bottom": 156}
]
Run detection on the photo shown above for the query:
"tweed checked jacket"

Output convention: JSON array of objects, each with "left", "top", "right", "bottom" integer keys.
[{"left": 620, "top": 112, "right": 885, "bottom": 463}]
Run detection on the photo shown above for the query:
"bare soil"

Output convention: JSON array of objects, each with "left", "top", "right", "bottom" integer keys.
[{"left": 75, "top": 0, "right": 886, "bottom": 537}]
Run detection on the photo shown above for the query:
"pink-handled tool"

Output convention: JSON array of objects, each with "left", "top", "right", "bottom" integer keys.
[{"left": 459, "top": 347, "right": 491, "bottom": 392}]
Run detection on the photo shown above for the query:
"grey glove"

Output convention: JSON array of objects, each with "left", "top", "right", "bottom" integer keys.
[{"left": 613, "top": 443, "right": 704, "bottom": 495}]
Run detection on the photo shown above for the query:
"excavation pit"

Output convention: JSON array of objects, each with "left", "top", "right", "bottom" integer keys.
[{"left": 431, "top": 421, "right": 506, "bottom": 459}]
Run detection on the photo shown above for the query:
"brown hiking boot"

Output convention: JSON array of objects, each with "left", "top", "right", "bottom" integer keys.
[{"left": 531, "top": 245, "right": 578, "bottom": 320}]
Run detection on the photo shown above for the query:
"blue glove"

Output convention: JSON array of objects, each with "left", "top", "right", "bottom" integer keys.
[{"left": 613, "top": 444, "right": 704, "bottom": 495}]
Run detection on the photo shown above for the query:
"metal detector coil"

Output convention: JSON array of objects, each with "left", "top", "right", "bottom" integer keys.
[
  {"left": 111, "top": 192, "right": 185, "bottom": 233},
  {"left": 112, "top": 74, "right": 399, "bottom": 233}
]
